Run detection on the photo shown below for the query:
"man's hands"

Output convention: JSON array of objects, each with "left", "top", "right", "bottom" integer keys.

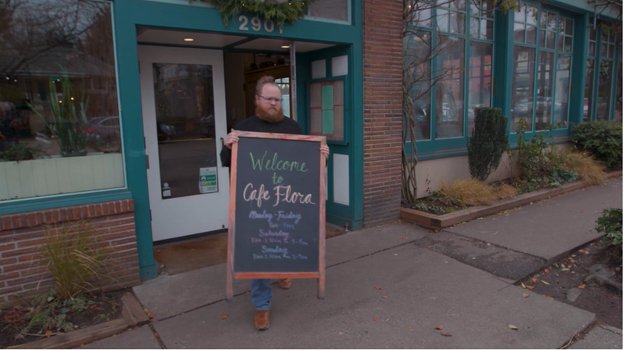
[
  {"left": 225, "top": 129, "right": 239, "bottom": 149},
  {"left": 321, "top": 144, "right": 329, "bottom": 159}
]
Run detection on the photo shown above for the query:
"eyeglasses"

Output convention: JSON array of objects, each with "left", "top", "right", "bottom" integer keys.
[{"left": 259, "top": 95, "right": 282, "bottom": 104}]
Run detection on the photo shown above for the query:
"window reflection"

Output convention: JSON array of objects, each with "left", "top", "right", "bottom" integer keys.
[
  {"left": 597, "top": 60, "right": 612, "bottom": 120},
  {"left": 403, "top": 31, "right": 431, "bottom": 140},
  {"left": 511, "top": 46, "right": 535, "bottom": 132},
  {"left": 468, "top": 42, "right": 492, "bottom": 133},
  {"left": 553, "top": 55, "right": 570, "bottom": 128},
  {"left": 0, "top": 0, "right": 122, "bottom": 200},
  {"left": 535, "top": 52, "right": 553, "bottom": 131},
  {"left": 584, "top": 59, "right": 595, "bottom": 121},
  {"left": 435, "top": 35, "right": 464, "bottom": 139}
]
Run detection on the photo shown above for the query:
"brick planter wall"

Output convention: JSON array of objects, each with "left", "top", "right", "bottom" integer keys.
[
  {"left": 0, "top": 199, "right": 141, "bottom": 305},
  {"left": 362, "top": 0, "right": 404, "bottom": 227}
]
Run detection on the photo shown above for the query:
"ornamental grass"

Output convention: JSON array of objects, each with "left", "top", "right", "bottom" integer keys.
[
  {"left": 560, "top": 151, "right": 606, "bottom": 186},
  {"left": 437, "top": 178, "right": 497, "bottom": 208},
  {"left": 39, "top": 219, "right": 111, "bottom": 300}
]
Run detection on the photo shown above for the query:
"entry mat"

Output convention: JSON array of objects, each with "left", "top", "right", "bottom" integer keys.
[{"left": 153, "top": 224, "right": 346, "bottom": 275}]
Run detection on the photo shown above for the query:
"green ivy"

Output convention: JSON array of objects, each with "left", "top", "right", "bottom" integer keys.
[{"left": 207, "top": 0, "right": 319, "bottom": 29}]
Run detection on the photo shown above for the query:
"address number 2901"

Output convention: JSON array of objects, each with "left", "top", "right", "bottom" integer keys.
[{"left": 238, "top": 15, "right": 283, "bottom": 34}]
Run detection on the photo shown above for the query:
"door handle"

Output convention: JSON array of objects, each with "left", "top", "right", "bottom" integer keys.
[{"left": 145, "top": 154, "right": 149, "bottom": 170}]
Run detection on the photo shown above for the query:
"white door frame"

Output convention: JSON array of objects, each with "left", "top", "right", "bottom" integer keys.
[{"left": 138, "top": 45, "right": 229, "bottom": 242}]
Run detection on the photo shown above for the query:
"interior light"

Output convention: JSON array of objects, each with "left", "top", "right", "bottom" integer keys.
[
  {"left": 183, "top": 38, "right": 194, "bottom": 42},
  {"left": 70, "top": 97, "right": 74, "bottom": 100},
  {"left": 281, "top": 45, "right": 290, "bottom": 49},
  {"left": 58, "top": 100, "right": 62, "bottom": 104}
]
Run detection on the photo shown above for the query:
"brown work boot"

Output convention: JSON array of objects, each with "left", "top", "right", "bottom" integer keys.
[
  {"left": 254, "top": 310, "right": 270, "bottom": 330},
  {"left": 278, "top": 278, "right": 292, "bottom": 290}
]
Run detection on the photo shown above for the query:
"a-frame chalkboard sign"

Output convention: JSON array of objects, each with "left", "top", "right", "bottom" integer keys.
[{"left": 225, "top": 131, "right": 327, "bottom": 301}]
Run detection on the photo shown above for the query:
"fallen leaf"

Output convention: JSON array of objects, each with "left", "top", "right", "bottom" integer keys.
[
  {"left": 520, "top": 282, "right": 526, "bottom": 289},
  {"left": 561, "top": 268, "right": 570, "bottom": 271},
  {"left": 522, "top": 293, "right": 529, "bottom": 298},
  {"left": 578, "top": 284, "right": 586, "bottom": 289},
  {"left": 508, "top": 324, "right": 518, "bottom": 330},
  {"left": 580, "top": 210, "right": 585, "bottom": 213},
  {"left": 338, "top": 332, "right": 344, "bottom": 335},
  {"left": 409, "top": 329, "right": 414, "bottom": 332},
  {"left": 541, "top": 280, "right": 550, "bottom": 285},
  {"left": 372, "top": 317, "right": 378, "bottom": 321},
  {"left": 531, "top": 277, "right": 538, "bottom": 283},
  {"left": 543, "top": 268, "right": 549, "bottom": 274},
  {"left": 440, "top": 331, "right": 452, "bottom": 337},
  {"left": 382, "top": 295, "right": 388, "bottom": 299},
  {"left": 44, "top": 330, "right": 53, "bottom": 338},
  {"left": 375, "top": 286, "right": 382, "bottom": 290},
  {"left": 435, "top": 325, "right": 444, "bottom": 330},
  {"left": 401, "top": 236, "right": 408, "bottom": 240},
  {"left": 582, "top": 250, "right": 590, "bottom": 255},
  {"left": 526, "top": 286, "right": 535, "bottom": 290},
  {"left": 221, "top": 315, "right": 228, "bottom": 319},
  {"left": 545, "top": 295, "right": 554, "bottom": 300},
  {"left": 553, "top": 263, "right": 559, "bottom": 268}
]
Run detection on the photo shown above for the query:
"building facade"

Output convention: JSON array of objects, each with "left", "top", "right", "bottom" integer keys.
[{"left": 0, "top": 0, "right": 620, "bottom": 302}]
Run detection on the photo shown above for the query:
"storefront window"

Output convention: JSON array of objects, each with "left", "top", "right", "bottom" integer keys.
[
  {"left": 403, "top": 31, "right": 431, "bottom": 141},
  {"left": 616, "top": 61, "right": 622, "bottom": 121},
  {"left": 467, "top": 41, "right": 493, "bottom": 133},
  {"left": 307, "top": 0, "right": 349, "bottom": 22},
  {"left": 435, "top": 35, "right": 464, "bottom": 139},
  {"left": 0, "top": 0, "right": 122, "bottom": 201},
  {"left": 511, "top": 5, "right": 573, "bottom": 132},
  {"left": 597, "top": 28, "right": 616, "bottom": 120},
  {"left": 584, "top": 26, "right": 597, "bottom": 122}
]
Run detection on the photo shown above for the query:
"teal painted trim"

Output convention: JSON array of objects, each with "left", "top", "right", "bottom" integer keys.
[
  {"left": 113, "top": 7, "right": 158, "bottom": 281},
  {"left": 607, "top": 45, "right": 620, "bottom": 120},
  {"left": 350, "top": 1, "right": 363, "bottom": 230},
  {"left": 123, "top": 0, "right": 358, "bottom": 45},
  {"left": 547, "top": 0, "right": 620, "bottom": 19},
  {"left": 0, "top": 190, "right": 132, "bottom": 216},
  {"left": 569, "top": 14, "right": 589, "bottom": 126}
]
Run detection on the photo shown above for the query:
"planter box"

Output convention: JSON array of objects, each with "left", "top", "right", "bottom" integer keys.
[{"left": 401, "top": 171, "right": 623, "bottom": 230}]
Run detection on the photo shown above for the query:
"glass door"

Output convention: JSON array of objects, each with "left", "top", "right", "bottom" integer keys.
[{"left": 139, "top": 46, "right": 229, "bottom": 242}]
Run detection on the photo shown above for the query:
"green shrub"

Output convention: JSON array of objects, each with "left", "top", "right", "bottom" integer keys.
[
  {"left": 467, "top": 107, "right": 509, "bottom": 181},
  {"left": 571, "top": 120, "right": 622, "bottom": 170},
  {"left": 596, "top": 208, "right": 622, "bottom": 249},
  {"left": 511, "top": 119, "right": 577, "bottom": 192}
]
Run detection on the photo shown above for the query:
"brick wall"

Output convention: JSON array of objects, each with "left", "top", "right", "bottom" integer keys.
[
  {"left": 362, "top": 0, "right": 404, "bottom": 227},
  {"left": 0, "top": 199, "right": 141, "bottom": 305}
]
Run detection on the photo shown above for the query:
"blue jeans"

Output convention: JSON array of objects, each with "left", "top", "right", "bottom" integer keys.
[{"left": 250, "top": 279, "right": 272, "bottom": 310}]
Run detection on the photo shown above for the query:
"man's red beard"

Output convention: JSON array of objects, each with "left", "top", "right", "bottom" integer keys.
[{"left": 256, "top": 105, "right": 284, "bottom": 123}]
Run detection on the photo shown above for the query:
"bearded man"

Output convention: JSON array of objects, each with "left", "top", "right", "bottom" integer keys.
[{"left": 220, "top": 75, "right": 328, "bottom": 331}]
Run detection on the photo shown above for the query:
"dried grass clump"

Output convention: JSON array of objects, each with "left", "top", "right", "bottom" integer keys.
[
  {"left": 560, "top": 151, "right": 606, "bottom": 186},
  {"left": 493, "top": 183, "right": 517, "bottom": 200},
  {"left": 438, "top": 178, "right": 497, "bottom": 208},
  {"left": 39, "top": 219, "right": 111, "bottom": 300}
]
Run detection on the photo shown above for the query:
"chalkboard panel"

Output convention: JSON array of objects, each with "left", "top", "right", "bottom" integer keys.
[{"left": 226, "top": 131, "right": 326, "bottom": 300}]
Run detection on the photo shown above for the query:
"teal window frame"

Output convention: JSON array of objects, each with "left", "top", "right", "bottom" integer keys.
[
  {"left": 404, "top": 0, "right": 495, "bottom": 156},
  {"left": 307, "top": 76, "right": 349, "bottom": 146}
]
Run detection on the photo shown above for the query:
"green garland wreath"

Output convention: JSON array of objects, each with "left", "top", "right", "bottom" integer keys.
[{"left": 208, "top": 0, "right": 319, "bottom": 29}]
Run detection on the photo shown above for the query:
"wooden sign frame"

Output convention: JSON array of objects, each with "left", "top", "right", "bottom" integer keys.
[{"left": 225, "top": 131, "right": 327, "bottom": 301}]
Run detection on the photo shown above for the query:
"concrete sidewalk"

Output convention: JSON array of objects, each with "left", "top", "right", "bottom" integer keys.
[{"left": 83, "top": 178, "right": 622, "bottom": 348}]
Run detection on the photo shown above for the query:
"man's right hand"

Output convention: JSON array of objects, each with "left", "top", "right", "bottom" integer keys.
[{"left": 225, "top": 129, "right": 239, "bottom": 149}]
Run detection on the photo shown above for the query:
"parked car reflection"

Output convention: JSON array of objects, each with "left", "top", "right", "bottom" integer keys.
[{"left": 85, "top": 116, "right": 121, "bottom": 153}]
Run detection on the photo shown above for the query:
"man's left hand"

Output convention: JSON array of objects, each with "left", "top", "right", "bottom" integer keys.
[{"left": 321, "top": 144, "right": 329, "bottom": 159}]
